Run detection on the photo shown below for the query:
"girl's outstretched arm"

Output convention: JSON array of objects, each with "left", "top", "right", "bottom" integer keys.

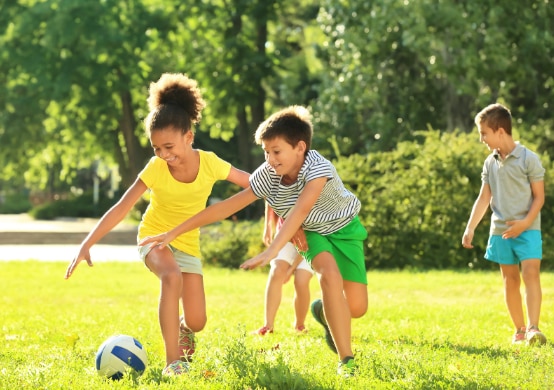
[
  {"left": 139, "top": 187, "right": 259, "bottom": 248},
  {"left": 227, "top": 166, "right": 251, "bottom": 188},
  {"left": 65, "top": 178, "right": 147, "bottom": 279}
]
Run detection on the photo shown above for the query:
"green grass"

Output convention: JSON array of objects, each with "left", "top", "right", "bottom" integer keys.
[{"left": 1, "top": 261, "right": 553, "bottom": 389}]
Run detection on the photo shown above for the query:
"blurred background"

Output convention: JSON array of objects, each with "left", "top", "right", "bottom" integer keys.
[{"left": 1, "top": 0, "right": 552, "bottom": 270}]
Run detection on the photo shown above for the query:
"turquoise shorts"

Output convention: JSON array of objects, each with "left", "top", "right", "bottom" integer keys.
[
  {"left": 138, "top": 243, "right": 203, "bottom": 275},
  {"left": 485, "top": 230, "right": 542, "bottom": 265},
  {"left": 300, "top": 216, "right": 368, "bottom": 284}
]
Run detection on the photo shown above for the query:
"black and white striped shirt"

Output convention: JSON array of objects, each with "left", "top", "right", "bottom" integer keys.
[{"left": 250, "top": 150, "right": 361, "bottom": 235}]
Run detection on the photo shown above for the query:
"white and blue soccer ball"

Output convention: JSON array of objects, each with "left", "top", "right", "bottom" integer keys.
[{"left": 95, "top": 335, "right": 148, "bottom": 379}]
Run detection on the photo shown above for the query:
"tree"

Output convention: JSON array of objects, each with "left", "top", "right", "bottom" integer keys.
[
  {"left": 0, "top": 0, "right": 323, "bottom": 203},
  {"left": 313, "top": 0, "right": 554, "bottom": 156},
  {"left": 166, "top": 0, "right": 322, "bottom": 173},
  {"left": 0, "top": 0, "right": 177, "bottom": 193}
]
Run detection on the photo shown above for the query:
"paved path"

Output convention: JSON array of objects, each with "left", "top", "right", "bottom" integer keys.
[{"left": 0, "top": 214, "right": 139, "bottom": 262}]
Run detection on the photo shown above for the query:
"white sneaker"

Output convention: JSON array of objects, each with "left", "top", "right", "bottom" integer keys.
[{"left": 526, "top": 325, "right": 547, "bottom": 346}]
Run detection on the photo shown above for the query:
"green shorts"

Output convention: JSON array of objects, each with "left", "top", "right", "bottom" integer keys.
[{"left": 300, "top": 216, "right": 368, "bottom": 284}]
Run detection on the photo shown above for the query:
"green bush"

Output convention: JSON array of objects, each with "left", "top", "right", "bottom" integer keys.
[
  {"left": 200, "top": 219, "right": 265, "bottom": 269},
  {"left": 28, "top": 192, "right": 117, "bottom": 220},
  {"left": 335, "top": 129, "right": 554, "bottom": 270},
  {"left": 0, "top": 193, "right": 32, "bottom": 214}
]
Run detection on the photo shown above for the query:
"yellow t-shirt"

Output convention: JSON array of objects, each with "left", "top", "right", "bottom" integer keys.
[{"left": 138, "top": 151, "right": 231, "bottom": 258}]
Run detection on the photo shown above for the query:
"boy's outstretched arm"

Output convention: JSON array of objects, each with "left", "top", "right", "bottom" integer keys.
[
  {"left": 462, "top": 182, "right": 491, "bottom": 249},
  {"left": 241, "top": 177, "right": 326, "bottom": 270},
  {"left": 139, "top": 187, "right": 258, "bottom": 248}
]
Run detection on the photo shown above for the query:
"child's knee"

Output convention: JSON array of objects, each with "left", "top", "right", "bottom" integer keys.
[
  {"left": 186, "top": 318, "right": 206, "bottom": 332},
  {"left": 318, "top": 268, "right": 343, "bottom": 288},
  {"left": 160, "top": 269, "right": 183, "bottom": 289},
  {"left": 269, "top": 262, "right": 288, "bottom": 279},
  {"left": 350, "top": 303, "right": 368, "bottom": 318}
]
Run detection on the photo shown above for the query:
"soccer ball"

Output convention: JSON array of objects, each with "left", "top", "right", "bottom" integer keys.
[{"left": 95, "top": 335, "right": 148, "bottom": 379}]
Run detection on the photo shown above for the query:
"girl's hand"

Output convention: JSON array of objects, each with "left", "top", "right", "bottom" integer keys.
[
  {"left": 139, "top": 233, "right": 170, "bottom": 248},
  {"left": 262, "top": 226, "right": 274, "bottom": 247},
  {"left": 65, "top": 247, "right": 93, "bottom": 279}
]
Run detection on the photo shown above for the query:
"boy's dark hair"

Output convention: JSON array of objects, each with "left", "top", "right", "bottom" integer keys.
[
  {"left": 254, "top": 105, "right": 313, "bottom": 152},
  {"left": 474, "top": 103, "right": 512, "bottom": 135},
  {"left": 144, "top": 73, "right": 206, "bottom": 136}
]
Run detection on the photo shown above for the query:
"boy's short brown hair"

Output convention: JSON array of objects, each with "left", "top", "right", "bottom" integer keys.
[
  {"left": 254, "top": 105, "right": 313, "bottom": 151},
  {"left": 474, "top": 103, "right": 512, "bottom": 135}
]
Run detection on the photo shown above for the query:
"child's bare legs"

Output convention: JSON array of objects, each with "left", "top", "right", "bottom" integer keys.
[
  {"left": 343, "top": 279, "right": 368, "bottom": 319},
  {"left": 293, "top": 269, "right": 313, "bottom": 329},
  {"left": 263, "top": 260, "right": 289, "bottom": 330},
  {"left": 500, "top": 264, "right": 525, "bottom": 330},
  {"left": 521, "top": 259, "right": 542, "bottom": 327},
  {"left": 312, "top": 252, "right": 366, "bottom": 360},
  {"left": 180, "top": 272, "right": 207, "bottom": 332},
  {"left": 145, "top": 246, "right": 183, "bottom": 365}
]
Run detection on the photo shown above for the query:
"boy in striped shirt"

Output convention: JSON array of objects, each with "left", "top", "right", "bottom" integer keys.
[{"left": 140, "top": 105, "right": 368, "bottom": 376}]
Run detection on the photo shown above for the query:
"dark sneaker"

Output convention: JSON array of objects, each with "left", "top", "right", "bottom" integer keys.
[
  {"left": 179, "top": 315, "right": 196, "bottom": 362},
  {"left": 337, "top": 356, "right": 356, "bottom": 377},
  {"left": 526, "top": 325, "right": 547, "bottom": 346},
  {"left": 512, "top": 327, "right": 526, "bottom": 344},
  {"left": 310, "top": 299, "right": 337, "bottom": 354}
]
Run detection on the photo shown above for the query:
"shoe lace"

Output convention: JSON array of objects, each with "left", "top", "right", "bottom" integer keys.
[{"left": 179, "top": 324, "right": 195, "bottom": 362}]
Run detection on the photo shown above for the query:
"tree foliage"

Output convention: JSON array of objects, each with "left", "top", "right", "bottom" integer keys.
[
  {"left": 0, "top": 0, "right": 180, "bottom": 191},
  {"left": 0, "top": 0, "right": 319, "bottom": 200},
  {"left": 313, "top": 0, "right": 554, "bottom": 156}
]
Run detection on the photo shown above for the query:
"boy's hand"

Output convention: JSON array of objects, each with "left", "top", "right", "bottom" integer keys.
[
  {"left": 240, "top": 251, "right": 272, "bottom": 270},
  {"left": 462, "top": 228, "right": 474, "bottom": 248},
  {"left": 139, "top": 233, "right": 170, "bottom": 248},
  {"left": 65, "top": 247, "right": 93, "bottom": 279},
  {"left": 502, "top": 220, "right": 526, "bottom": 239}
]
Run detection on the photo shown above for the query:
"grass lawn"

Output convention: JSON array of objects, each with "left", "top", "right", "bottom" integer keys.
[{"left": 1, "top": 261, "right": 553, "bottom": 389}]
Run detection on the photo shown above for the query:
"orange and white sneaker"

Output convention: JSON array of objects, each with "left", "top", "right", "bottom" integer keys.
[
  {"left": 512, "top": 327, "right": 526, "bottom": 344},
  {"left": 179, "top": 316, "right": 196, "bottom": 362},
  {"left": 252, "top": 325, "right": 274, "bottom": 336},
  {"left": 526, "top": 325, "right": 547, "bottom": 346},
  {"left": 162, "top": 360, "right": 189, "bottom": 376}
]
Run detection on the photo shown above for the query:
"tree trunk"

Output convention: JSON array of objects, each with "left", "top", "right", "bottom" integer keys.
[{"left": 118, "top": 90, "right": 149, "bottom": 187}]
